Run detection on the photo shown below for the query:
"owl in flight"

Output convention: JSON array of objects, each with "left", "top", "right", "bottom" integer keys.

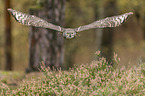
[{"left": 8, "top": 8, "right": 133, "bottom": 39}]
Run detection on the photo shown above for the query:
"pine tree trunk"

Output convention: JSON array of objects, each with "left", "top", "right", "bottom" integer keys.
[
  {"left": 26, "top": 0, "right": 65, "bottom": 72},
  {"left": 5, "top": 0, "right": 13, "bottom": 70},
  {"left": 101, "top": 0, "right": 117, "bottom": 65},
  {"left": 94, "top": 0, "right": 104, "bottom": 54}
]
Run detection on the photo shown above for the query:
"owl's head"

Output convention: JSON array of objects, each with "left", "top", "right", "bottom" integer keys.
[{"left": 62, "top": 28, "right": 77, "bottom": 39}]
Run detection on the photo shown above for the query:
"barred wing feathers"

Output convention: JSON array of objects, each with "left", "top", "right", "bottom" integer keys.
[
  {"left": 7, "top": 8, "right": 62, "bottom": 32},
  {"left": 8, "top": 8, "right": 133, "bottom": 39},
  {"left": 75, "top": 12, "right": 133, "bottom": 32}
]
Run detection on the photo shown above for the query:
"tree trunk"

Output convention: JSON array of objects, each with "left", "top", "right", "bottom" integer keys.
[
  {"left": 143, "top": 15, "right": 145, "bottom": 41},
  {"left": 5, "top": 0, "right": 13, "bottom": 70},
  {"left": 94, "top": 0, "right": 104, "bottom": 56},
  {"left": 26, "top": 0, "right": 65, "bottom": 72},
  {"left": 101, "top": 0, "right": 117, "bottom": 64}
]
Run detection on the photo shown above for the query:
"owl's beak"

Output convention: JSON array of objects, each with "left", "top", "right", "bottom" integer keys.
[{"left": 69, "top": 34, "right": 72, "bottom": 38}]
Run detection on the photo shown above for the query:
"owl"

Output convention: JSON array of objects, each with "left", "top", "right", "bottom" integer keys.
[{"left": 8, "top": 8, "right": 133, "bottom": 39}]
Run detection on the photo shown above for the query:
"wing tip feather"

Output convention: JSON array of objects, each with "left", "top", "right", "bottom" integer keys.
[
  {"left": 128, "top": 12, "right": 133, "bottom": 15},
  {"left": 7, "top": 8, "right": 13, "bottom": 12},
  {"left": 126, "top": 12, "right": 133, "bottom": 16}
]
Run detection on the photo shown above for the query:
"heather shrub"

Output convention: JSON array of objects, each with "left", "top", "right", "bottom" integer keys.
[
  {"left": 0, "top": 81, "right": 10, "bottom": 95},
  {"left": 1, "top": 51, "right": 145, "bottom": 95}
]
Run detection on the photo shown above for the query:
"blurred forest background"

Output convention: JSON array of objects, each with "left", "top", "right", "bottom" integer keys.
[{"left": 0, "top": 0, "right": 145, "bottom": 71}]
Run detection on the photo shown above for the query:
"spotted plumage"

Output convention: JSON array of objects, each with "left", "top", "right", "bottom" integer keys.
[{"left": 8, "top": 8, "right": 133, "bottom": 39}]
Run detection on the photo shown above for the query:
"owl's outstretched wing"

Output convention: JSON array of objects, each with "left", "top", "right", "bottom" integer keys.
[
  {"left": 75, "top": 12, "right": 133, "bottom": 32},
  {"left": 7, "top": 8, "right": 63, "bottom": 32}
]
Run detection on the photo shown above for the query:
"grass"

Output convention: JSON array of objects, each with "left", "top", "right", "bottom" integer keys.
[{"left": 0, "top": 51, "right": 145, "bottom": 95}]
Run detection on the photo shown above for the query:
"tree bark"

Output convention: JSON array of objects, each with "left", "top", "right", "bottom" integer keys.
[
  {"left": 101, "top": 0, "right": 117, "bottom": 65},
  {"left": 5, "top": 0, "right": 13, "bottom": 70},
  {"left": 26, "top": 0, "right": 65, "bottom": 72},
  {"left": 94, "top": 1, "right": 104, "bottom": 57}
]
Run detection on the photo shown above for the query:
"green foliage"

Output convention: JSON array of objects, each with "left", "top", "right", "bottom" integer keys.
[{"left": 1, "top": 52, "right": 145, "bottom": 95}]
